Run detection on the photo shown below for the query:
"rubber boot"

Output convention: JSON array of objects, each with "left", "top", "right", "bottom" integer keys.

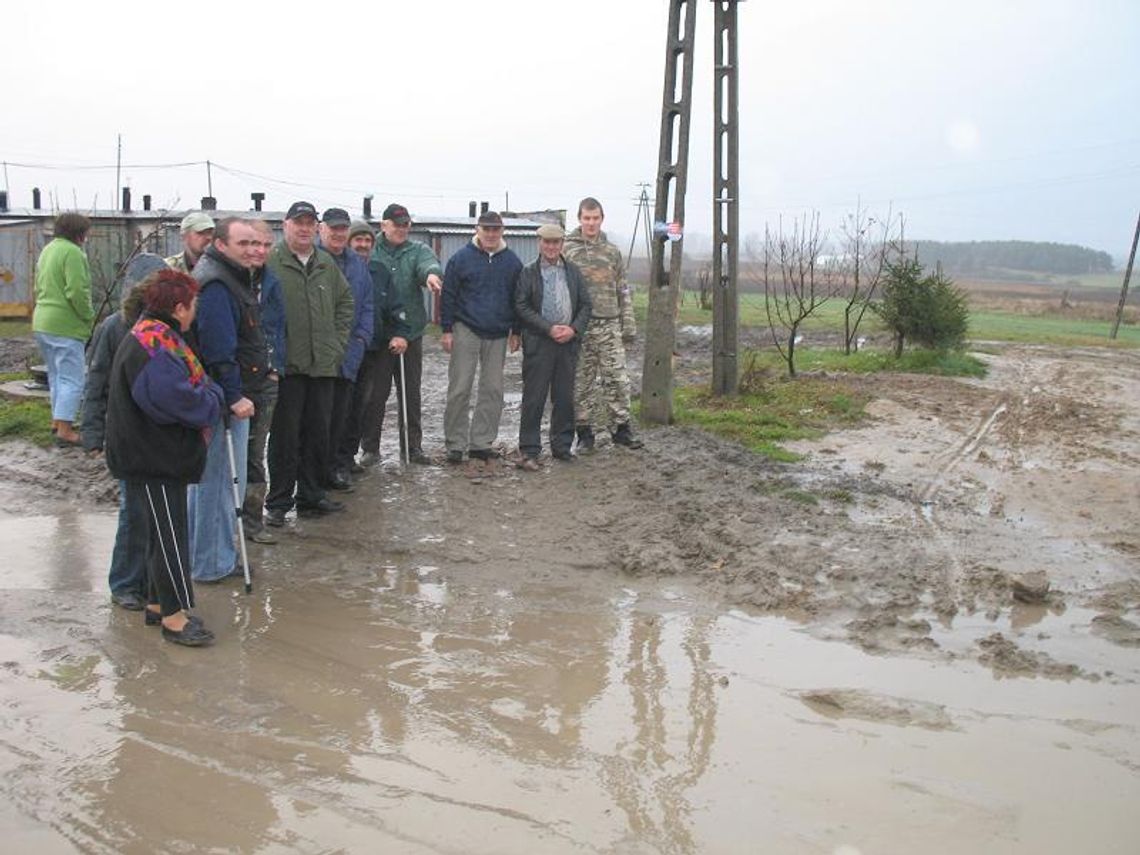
[
  {"left": 576, "top": 425, "right": 595, "bottom": 452},
  {"left": 612, "top": 422, "right": 644, "bottom": 449},
  {"left": 242, "top": 483, "right": 277, "bottom": 544}
]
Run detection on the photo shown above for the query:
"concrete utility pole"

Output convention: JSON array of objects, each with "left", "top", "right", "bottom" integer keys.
[
  {"left": 1110, "top": 210, "right": 1140, "bottom": 340},
  {"left": 641, "top": 0, "right": 698, "bottom": 424},
  {"left": 711, "top": 0, "right": 741, "bottom": 395}
]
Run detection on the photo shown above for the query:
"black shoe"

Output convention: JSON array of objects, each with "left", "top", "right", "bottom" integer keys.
[
  {"left": 409, "top": 448, "right": 433, "bottom": 465},
  {"left": 328, "top": 471, "right": 354, "bottom": 492},
  {"left": 576, "top": 425, "right": 595, "bottom": 452},
  {"left": 517, "top": 456, "right": 541, "bottom": 472},
  {"left": 111, "top": 590, "right": 146, "bottom": 611},
  {"left": 265, "top": 508, "right": 287, "bottom": 527},
  {"left": 161, "top": 620, "right": 215, "bottom": 647},
  {"left": 446, "top": 450, "right": 464, "bottom": 464},
  {"left": 612, "top": 423, "right": 644, "bottom": 449},
  {"left": 553, "top": 450, "right": 576, "bottom": 462},
  {"left": 297, "top": 497, "right": 345, "bottom": 516},
  {"left": 147, "top": 610, "right": 204, "bottom": 627}
]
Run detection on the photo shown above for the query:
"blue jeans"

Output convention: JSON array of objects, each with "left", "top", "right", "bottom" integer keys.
[
  {"left": 109, "top": 479, "right": 148, "bottom": 596},
  {"left": 34, "top": 332, "right": 86, "bottom": 421},
  {"left": 188, "top": 415, "right": 249, "bottom": 582}
]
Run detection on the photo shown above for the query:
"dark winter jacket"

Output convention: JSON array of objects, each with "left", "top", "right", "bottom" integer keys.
[
  {"left": 441, "top": 237, "right": 522, "bottom": 339},
  {"left": 324, "top": 245, "right": 374, "bottom": 381},
  {"left": 80, "top": 311, "right": 130, "bottom": 451},
  {"left": 267, "top": 243, "right": 354, "bottom": 378},
  {"left": 105, "top": 313, "right": 224, "bottom": 484},
  {"left": 372, "top": 236, "right": 442, "bottom": 340},
  {"left": 367, "top": 261, "right": 411, "bottom": 350},
  {"left": 192, "top": 246, "right": 272, "bottom": 403},
  {"left": 514, "top": 256, "right": 592, "bottom": 341}
]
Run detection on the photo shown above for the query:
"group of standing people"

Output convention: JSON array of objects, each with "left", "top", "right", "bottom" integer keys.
[{"left": 32, "top": 195, "right": 643, "bottom": 648}]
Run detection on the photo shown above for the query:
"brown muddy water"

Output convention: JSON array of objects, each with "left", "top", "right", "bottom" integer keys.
[{"left": 2, "top": 341, "right": 1139, "bottom": 853}]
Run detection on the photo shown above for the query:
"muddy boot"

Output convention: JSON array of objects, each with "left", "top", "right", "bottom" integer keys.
[
  {"left": 576, "top": 425, "right": 595, "bottom": 452},
  {"left": 612, "top": 422, "right": 644, "bottom": 449},
  {"left": 242, "top": 484, "right": 277, "bottom": 544}
]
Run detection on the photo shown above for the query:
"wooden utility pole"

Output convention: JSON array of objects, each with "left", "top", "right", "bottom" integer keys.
[
  {"left": 1110, "top": 210, "right": 1140, "bottom": 340},
  {"left": 711, "top": 1, "right": 741, "bottom": 395},
  {"left": 641, "top": 0, "right": 698, "bottom": 424}
]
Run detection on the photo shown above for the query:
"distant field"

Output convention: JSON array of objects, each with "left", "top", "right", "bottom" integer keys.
[{"left": 632, "top": 287, "right": 1139, "bottom": 349}]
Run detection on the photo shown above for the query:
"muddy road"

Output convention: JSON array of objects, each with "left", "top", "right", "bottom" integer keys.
[{"left": 1, "top": 338, "right": 1138, "bottom": 853}]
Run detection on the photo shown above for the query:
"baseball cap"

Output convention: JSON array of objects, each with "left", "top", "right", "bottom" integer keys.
[
  {"left": 382, "top": 203, "right": 411, "bottom": 225},
  {"left": 321, "top": 207, "right": 351, "bottom": 227},
  {"left": 180, "top": 212, "right": 215, "bottom": 234},
  {"left": 285, "top": 201, "right": 319, "bottom": 221},
  {"left": 536, "top": 223, "right": 565, "bottom": 240},
  {"left": 477, "top": 211, "right": 504, "bottom": 228}
]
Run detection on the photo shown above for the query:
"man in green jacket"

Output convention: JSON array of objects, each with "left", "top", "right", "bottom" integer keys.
[
  {"left": 365, "top": 203, "right": 443, "bottom": 465},
  {"left": 33, "top": 212, "right": 95, "bottom": 445},
  {"left": 265, "top": 201, "right": 355, "bottom": 523}
]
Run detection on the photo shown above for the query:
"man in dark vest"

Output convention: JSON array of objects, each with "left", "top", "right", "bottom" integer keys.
[{"left": 188, "top": 217, "right": 264, "bottom": 582}]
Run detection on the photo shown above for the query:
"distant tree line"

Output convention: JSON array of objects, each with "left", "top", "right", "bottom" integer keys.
[{"left": 907, "top": 240, "right": 1113, "bottom": 276}]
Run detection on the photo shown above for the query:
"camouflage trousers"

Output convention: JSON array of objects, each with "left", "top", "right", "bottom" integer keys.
[{"left": 574, "top": 317, "right": 631, "bottom": 429}]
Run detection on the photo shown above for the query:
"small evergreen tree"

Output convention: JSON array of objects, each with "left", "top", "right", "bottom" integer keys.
[{"left": 875, "top": 260, "right": 969, "bottom": 356}]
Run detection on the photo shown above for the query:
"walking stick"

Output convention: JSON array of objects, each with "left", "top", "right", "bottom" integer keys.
[
  {"left": 398, "top": 351, "right": 410, "bottom": 466},
  {"left": 223, "top": 413, "right": 253, "bottom": 594}
]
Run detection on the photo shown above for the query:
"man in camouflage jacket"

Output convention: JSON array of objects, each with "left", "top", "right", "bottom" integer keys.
[{"left": 562, "top": 197, "right": 643, "bottom": 450}]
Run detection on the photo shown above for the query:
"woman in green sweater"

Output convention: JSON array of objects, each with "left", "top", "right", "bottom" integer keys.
[{"left": 33, "top": 213, "right": 95, "bottom": 445}]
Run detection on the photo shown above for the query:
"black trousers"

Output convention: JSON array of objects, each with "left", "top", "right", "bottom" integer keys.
[
  {"left": 519, "top": 334, "right": 579, "bottom": 458},
  {"left": 356, "top": 336, "right": 423, "bottom": 456},
  {"left": 129, "top": 479, "right": 195, "bottom": 617},
  {"left": 327, "top": 376, "right": 354, "bottom": 479},
  {"left": 266, "top": 374, "right": 334, "bottom": 511}
]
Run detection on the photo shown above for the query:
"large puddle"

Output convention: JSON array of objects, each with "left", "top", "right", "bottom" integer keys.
[{"left": 1, "top": 508, "right": 1137, "bottom": 853}]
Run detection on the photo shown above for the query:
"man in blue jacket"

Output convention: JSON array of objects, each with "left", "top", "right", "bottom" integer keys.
[
  {"left": 440, "top": 211, "right": 522, "bottom": 471},
  {"left": 188, "top": 218, "right": 263, "bottom": 583},
  {"left": 318, "top": 208, "right": 374, "bottom": 490}
]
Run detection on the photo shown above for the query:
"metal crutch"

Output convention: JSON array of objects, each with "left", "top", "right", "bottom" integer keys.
[
  {"left": 398, "top": 351, "right": 410, "bottom": 466},
  {"left": 223, "top": 413, "right": 253, "bottom": 594}
]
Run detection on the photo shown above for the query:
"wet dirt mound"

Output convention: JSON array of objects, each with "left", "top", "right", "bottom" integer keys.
[{"left": 799, "top": 688, "right": 957, "bottom": 730}]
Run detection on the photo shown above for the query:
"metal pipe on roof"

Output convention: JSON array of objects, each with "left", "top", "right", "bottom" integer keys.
[
  {"left": 121, "top": 187, "right": 131, "bottom": 213},
  {"left": 143, "top": 194, "right": 152, "bottom": 211},
  {"left": 32, "top": 188, "right": 41, "bottom": 210},
  {"left": 201, "top": 196, "right": 217, "bottom": 211},
  {"left": 251, "top": 192, "right": 265, "bottom": 212}
]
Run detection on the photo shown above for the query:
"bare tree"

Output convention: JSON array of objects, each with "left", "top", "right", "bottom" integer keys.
[
  {"left": 834, "top": 204, "right": 906, "bottom": 354},
  {"left": 753, "top": 212, "right": 834, "bottom": 377}
]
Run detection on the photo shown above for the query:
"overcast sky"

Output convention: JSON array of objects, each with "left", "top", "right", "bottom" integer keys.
[{"left": 3, "top": 1, "right": 1137, "bottom": 257}]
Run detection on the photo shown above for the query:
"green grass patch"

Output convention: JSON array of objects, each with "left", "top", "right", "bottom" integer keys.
[
  {"left": 967, "top": 311, "right": 1140, "bottom": 346},
  {"left": 0, "top": 319, "right": 32, "bottom": 338},
  {"left": 0, "top": 396, "right": 54, "bottom": 446},
  {"left": 671, "top": 375, "right": 869, "bottom": 462}
]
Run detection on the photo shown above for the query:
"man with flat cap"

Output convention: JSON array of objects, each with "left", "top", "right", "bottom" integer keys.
[
  {"left": 348, "top": 221, "right": 376, "bottom": 261},
  {"left": 440, "top": 210, "right": 522, "bottom": 470},
  {"left": 264, "top": 201, "right": 355, "bottom": 524},
  {"left": 318, "top": 207, "right": 373, "bottom": 490},
  {"left": 362, "top": 203, "right": 442, "bottom": 466},
  {"left": 514, "top": 223, "right": 591, "bottom": 469},
  {"left": 166, "top": 212, "right": 215, "bottom": 273}
]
